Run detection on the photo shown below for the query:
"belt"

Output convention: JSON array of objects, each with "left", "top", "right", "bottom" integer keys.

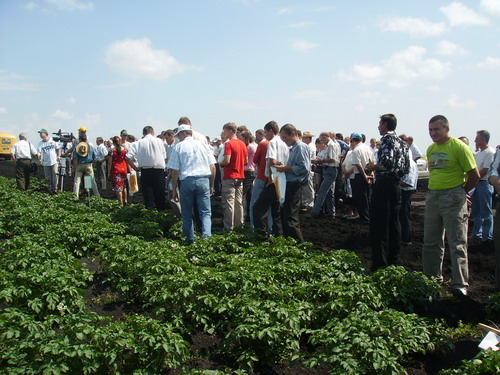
[{"left": 17, "top": 158, "right": 31, "bottom": 161}]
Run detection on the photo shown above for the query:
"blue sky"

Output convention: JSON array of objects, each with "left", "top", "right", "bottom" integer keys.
[{"left": 1, "top": 0, "right": 499, "bottom": 152}]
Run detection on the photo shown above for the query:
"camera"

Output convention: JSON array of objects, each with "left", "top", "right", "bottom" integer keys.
[{"left": 52, "top": 129, "right": 73, "bottom": 143}]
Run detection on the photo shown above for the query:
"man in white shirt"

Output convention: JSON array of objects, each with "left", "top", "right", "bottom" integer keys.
[
  {"left": 472, "top": 130, "right": 495, "bottom": 241},
  {"left": 310, "top": 132, "right": 340, "bottom": 218},
  {"left": 127, "top": 126, "right": 167, "bottom": 210},
  {"left": 349, "top": 133, "right": 374, "bottom": 222},
  {"left": 168, "top": 125, "right": 216, "bottom": 244},
  {"left": 95, "top": 137, "right": 108, "bottom": 190},
  {"left": 11, "top": 132, "right": 37, "bottom": 190},
  {"left": 253, "top": 121, "right": 289, "bottom": 237},
  {"left": 399, "top": 158, "right": 419, "bottom": 245},
  {"left": 37, "top": 129, "right": 61, "bottom": 194}
]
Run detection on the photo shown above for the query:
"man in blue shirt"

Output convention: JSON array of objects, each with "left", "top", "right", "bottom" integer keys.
[
  {"left": 275, "top": 124, "right": 311, "bottom": 242},
  {"left": 72, "top": 133, "right": 100, "bottom": 200},
  {"left": 167, "top": 125, "right": 216, "bottom": 245}
]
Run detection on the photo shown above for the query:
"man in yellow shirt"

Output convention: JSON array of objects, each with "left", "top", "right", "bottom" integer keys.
[{"left": 422, "top": 115, "right": 480, "bottom": 296}]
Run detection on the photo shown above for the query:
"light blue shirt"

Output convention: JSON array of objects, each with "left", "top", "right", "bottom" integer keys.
[
  {"left": 401, "top": 158, "right": 418, "bottom": 191},
  {"left": 285, "top": 140, "right": 311, "bottom": 184},
  {"left": 167, "top": 136, "right": 215, "bottom": 180}
]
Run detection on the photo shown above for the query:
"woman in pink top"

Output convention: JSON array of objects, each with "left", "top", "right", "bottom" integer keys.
[{"left": 239, "top": 130, "right": 257, "bottom": 221}]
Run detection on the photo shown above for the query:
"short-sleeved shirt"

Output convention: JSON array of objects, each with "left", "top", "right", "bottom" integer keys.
[
  {"left": 254, "top": 140, "right": 269, "bottom": 183},
  {"left": 265, "top": 136, "right": 289, "bottom": 178},
  {"left": 322, "top": 139, "right": 341, "bottom": 167},
  {"left": 37, "top": 138, "right": 61, "bottom": 166},
  {"left": 350, "top": 142, "right": 374, "bottom": 173},
  {"left": 475, "top": 147, "right": 495, "bottom": 181},
  {"left": 12, "top": 140, "right": 36, "bottom": 159},
  {"left": 245, "top": 142, "right": 257, "bottom": 172},
  {"left": 223, "top": 138, "right": 248, "bottom": 180},
  {"left": 168, "top": 137, "right": 215, "bottom": 180},
  {"left": 427, "top": 137, "right": 476, "bottom": 190}
]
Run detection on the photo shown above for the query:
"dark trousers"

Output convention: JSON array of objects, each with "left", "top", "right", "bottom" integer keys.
[
  {"left": 253, "top": 183, "right": 283, "bottom": 236},
  {"left": 282, "top": 181, "right": 304, "bottom": 242},
  {"left": 16, "top": 159, "right": 31, "bottom": 190},
  {"left": 243, "top": 170, "right": 255, "bottom": 219},
  {"left": 214, "top": 163, "right": 222, "bottom": 197},
  {"left": 140, "top": 168, "right": 166, "bottom": 211},
  {"left": 351, "top": 174, "right": 371, "bottom": 221},
  {"left": 369, "top": 177, "right": 402, "bottom": 270},
  {"left": 400, "top": 189, "right": 414, "bottom": 244}
]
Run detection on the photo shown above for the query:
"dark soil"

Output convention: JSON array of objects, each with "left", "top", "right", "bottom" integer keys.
[{"left": 1, "top": 159, "right": 497, "bottom": 374}]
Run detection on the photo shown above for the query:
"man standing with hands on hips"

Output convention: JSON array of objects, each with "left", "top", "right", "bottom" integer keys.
[{"left": 422, "top": 115, "right": 479, "bottom": 296}]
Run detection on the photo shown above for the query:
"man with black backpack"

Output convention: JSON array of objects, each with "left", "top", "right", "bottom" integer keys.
[{"left": 366, "top": 114, "right": 410, "bottom": 271}]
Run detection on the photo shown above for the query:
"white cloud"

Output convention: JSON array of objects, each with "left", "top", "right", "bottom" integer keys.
[
  {"left": 0, "top": 70, "right": 37, "bottom": 91},
  {"left": 477, "top": 56, "right": 500, "bottom": 68},
  {"left": 287, "top": 21, "right": 314, "bottom": 28},
  {"left": 481, "top": 0, "right": 500, "bottom": 17},
  {"left": 294, "top": 90, "right": 336, "bottom": 102},
  {"left": 440, "top": 2, "right": 490, "bottom": 26},
  {"left": 436, "top": 40, "right": 468, "bottom": 56},
  {"left": 66, "top": 96, "right": 77, "bottom": 104},
  {"left": 0, "top": 107, "right": 7, "bottom": 114},
  {"left": 359, "top": 91, "right": 388, "bottom": 105},
  {"left": 23, "top": 2, "right": 39, "bottom": 10},
  {"left": 379, "top": 17, "right": 448, "bottom": 37},
  {"left": 338, "top": 45, "right": 452, "bottom": 88},
  {"left": 44, "top": 0, "right": 93, "bottom": 11},
  {"left": 219, "top": 100, "right": 261, "bottom": 110},
  {"left": 76, "top": 113, "right": 102, "bottom": 130},
  {"left": 25, "top": 113, "right": 40, "bottom": 122},
  {"left": 50, "top": 109, "right": 73, "bottom": 120},
  {"left": 277, "top": 7, "right": 294, "bottom": 15},
  {"left": 446, "top": 94, "right": 476, "bottom": 108},
  {"left": 291, "top": 39, "right": 318, "bottom": 52},
  {"left": 104, "top": 38, "right": 201, "bottom": 80}
]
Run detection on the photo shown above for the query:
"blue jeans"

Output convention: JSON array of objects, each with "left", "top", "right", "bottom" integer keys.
[
  {"left": 179, "top": 176, "right": 212, "bottom": 244},
  {"left": 471, "top": 180, "right": 494, "bottom": 240},
  {"left": 312, "top": 166, "right": 337, "bottom": 216},
  {"left": 249, "top": 178, "right": 272, "bottom": 230}
]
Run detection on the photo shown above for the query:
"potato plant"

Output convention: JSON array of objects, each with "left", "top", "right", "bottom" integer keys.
[{"left": 0, "top": 176, "right": 478, "bottom": 374}]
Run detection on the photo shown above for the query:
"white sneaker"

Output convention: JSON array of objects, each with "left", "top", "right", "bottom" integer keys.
[{"left": 454, "top": 287, "right": 467, "bottom": 296}]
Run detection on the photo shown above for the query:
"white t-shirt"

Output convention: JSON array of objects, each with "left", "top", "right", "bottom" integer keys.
[
  {"left": 37, "top": 138, "right": 61, "bottom": 166},
  {"left": 265, "top": 136, "right": 289, "bottom": 177},
  {"left": 475, "top": 147, "right": 495, "bottom": 181}
]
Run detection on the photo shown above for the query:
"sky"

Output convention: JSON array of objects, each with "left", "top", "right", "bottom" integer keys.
[{"left": 1, "top": 0, "right": 499, "bottom": 152}]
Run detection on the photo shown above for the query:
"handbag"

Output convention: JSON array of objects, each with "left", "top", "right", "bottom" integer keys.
[{"left": 28, "top": 162, "right": 38, "bottom": 174}]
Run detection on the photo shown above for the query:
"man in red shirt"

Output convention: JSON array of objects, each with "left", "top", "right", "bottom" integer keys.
[
  {"left": 249, "top": 128, "right": 270, "bottom": 228},
  {"left": 220, "top": 122, "right": 248, "bottom": 230}
]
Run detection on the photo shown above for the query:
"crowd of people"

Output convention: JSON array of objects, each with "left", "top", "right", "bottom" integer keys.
[{"left": 9, "top": 114, "right": 500, "bottom": 294}]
